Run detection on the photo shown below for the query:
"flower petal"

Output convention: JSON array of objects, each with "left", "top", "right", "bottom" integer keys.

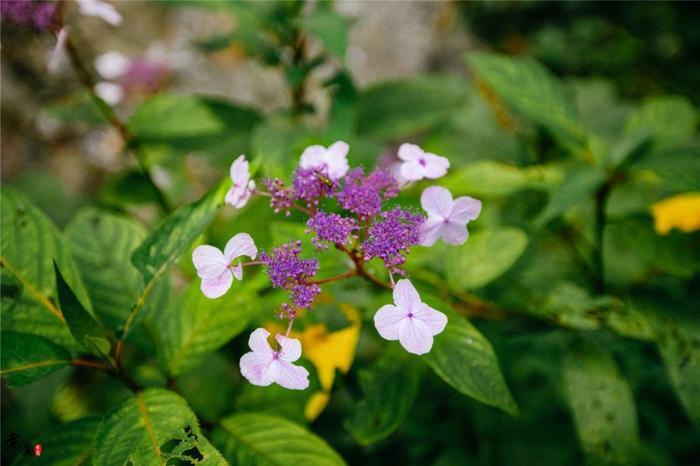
[
  {"left": 76, "top": 0, "right": 122, "bottom": 26},
  {"left": 325, "top": 141, "right": 350, "bottom": 179},
  {"left": 397, "top": 143, "right": 423, "bottom": 163},
  {"left": 421, "top": 186, "right": 453, "bottom": 218},
  {"left": 48, "top": 27, "right": 69, "bottom": 74},
  {"left": 413, "top": 304, "right": 448, "bottom": 336},
  {"left": 192, "top": 245, "right": 227, "bottom": 278},
  {"left": 374, "top": 304, "right": 405, "bottom": 341},
  {"left": 422, "top": 153, "right": 450, "bottom": 179},
  {"left": 224, "top": 233, "right": 257, "bottom": 261},
  {"left": 450, "top": 196, "right": 482, "bottom": 223},
  {"left": 275, "top": 360, "right": 310, "bottom": 390},
  {"left": 441, "top": 221, "right": 469, "bottom": 245},
  {"left": 327, "top": 140, "right": 349, "bottom": 158},
  {"left": 239, "top": 352, "right": 277, "bottom": 386},
  {"left": 94, "top": 51, "right": 129, "bottom": 80},
  {"left": 248, "top": 328, "right": 273, "bottom": 355},
  {"left": 200, "top": 271, "right": 233, "bottom": 299},
  {"left": 94, "top": 82, "right": 124, "bottom": 105},
  {"left": 398, "top": 317, "right": 434, "bottom": 355},
  {"left": 400, "top": 161, "right": 425, "bottom": 181},
  {"left": 393, "top": 279, "right": 421, "bottom": 313},
  {"left": 231, "top": 262, "right": 243, "bottom": 281},
  {"left": 299, "top": 145, "right": 326, "bottom": 169},
  {"left": 419, "top": 217, "right": 445, "bottom": 247},
  {"left": 276, "top": 334, "right": 302, "bottom": 362},
  {"left": 230, "top": 155, "right": 250, "bottom": 185}
]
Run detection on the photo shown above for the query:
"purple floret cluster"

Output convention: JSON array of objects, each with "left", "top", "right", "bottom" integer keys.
[
  {"left": 260, "top": 241, "right": 320, "bottom": 309},
  {"left": 362, "top": 207, "right": 425, "bottom": 273},
  {"left": 292, "top": 168, "right": 337, "bottom": 205},
  {"left": 337, "top": 168, "right": 399, "bottom": 217},
  {"left": 307, "top": 212, "right": 357, "bottom": 249},
  {"left": 1, "top": 0, "right": 55, "bottom": 31}
]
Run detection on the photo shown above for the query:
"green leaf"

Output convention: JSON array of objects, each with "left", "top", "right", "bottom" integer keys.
[
  {"left": 53, "top": 262, "right": 111, "bottom": 359},
  {"left": 0, "top": 331, "right": 70, "bottom": 387},
  {"left": 11, "top": 417, "right": 100, "bottom": 466},
  {"left": 423, "top": 309, "right": 518, "bottom": 415},
  {"left": 536, "top": 165, "right": 607, "bottom": 226},
  {"left": 302, "top": 7, "right": 350, "bottom": 59},
  {"left": 442, "top": 160, "right": 563, "bottom": 198},
  {"left": 356, "top": 76, "right": 468, "bottom": 140},
  {"left": 655, "top": 318, "right": 700, "bottom": 428},
  {"left": 211, "top": 413, "right": 347, "bottom": 466},
  {"left": 128, "top": 94, "right": 261, "bottom": 162},
  {"left": 562, "top": 339, "right": 640, "bottom": 465},
  {"left": 94, "top": 388, "right": 227, "bottom": 465},
  {"left": 467, "top": 52, "right": 586, "bottom": 149},
  {"left": 345, "top": 351, "right": 422, "bottom": 445},
  {"left": 632, "top": 147, "right": 700, "bottom": 192},
  {"left": 251, "top": 116, "right": 313, "bottom": 178},
  {"left": 126, "top": 182, "right": 226, "bottom": 338},
  {"left": 1, "top": 188, "right": 91, "bottom": 349},
  {"left": 43, "top": 90, "right": 108, "bottom": 125},
  {"left": 175, "top": 353, "right": 234, "bottom": 422},
  {"left": 153, "top": 281, "right": 262, "bottom": 376},
  {"left": 625, "top": 96, "right": 698, "bottom": 149},
  {"left": 446, "top": 227, "right": 528, "bottom": 290}
]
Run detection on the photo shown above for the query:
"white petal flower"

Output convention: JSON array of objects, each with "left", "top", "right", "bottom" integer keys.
[
  {"left": 192, "top": 233, "right": 257, "bottom": 298},
  {"left": 239, "top": 328, "right": 309, "bottom": 390},
  {"left": 299, "top": 141, "right": 350, "bottom": 180},
  {"left": 419, "top": 186, "right": 481, "bottom": 246},
  {"left": 398, "top": 143, "right": 450, "bottom": 181}
]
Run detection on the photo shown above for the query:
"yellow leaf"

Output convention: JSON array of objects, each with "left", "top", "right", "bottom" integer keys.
[{"left": 651, "top": 193, "right": 700, "bottom": 235}]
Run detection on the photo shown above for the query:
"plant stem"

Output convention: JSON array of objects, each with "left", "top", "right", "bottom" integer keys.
[
  {"left": 310, "top": 270, "right": 357, "bottom": 285},
  {"left": 61, "top": 32, "right": 171, "bottom": 213}
]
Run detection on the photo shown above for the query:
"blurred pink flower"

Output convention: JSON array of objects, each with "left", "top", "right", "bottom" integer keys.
[
  {"left": 299, "top": 141, "right": 350, "bottom": 180},
  {"left": 419, "top": 186, "right": 481, "bottom": 246},
  {"left": 239, "top": 328, "right": 310, "bottom": 390},
  {"left": 75, "top": 0, "right": 121, "bottom": 26},
  {"left": 225, "top": 155, "right": 255, "bottom": 209},
  {"left": 398, "top": 143, "right": 450, "bottom": 181},
  {"left": 374, "top": 279, "right": 447, "bottom": 355},
  {"left": 192, "top": 233, "right": 257, "bottom": 299}
]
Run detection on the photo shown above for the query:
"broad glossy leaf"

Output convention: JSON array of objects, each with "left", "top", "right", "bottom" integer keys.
[
  {"left": 446, "top": 227, "right": 528, "bottom": 290},
  {"left": 212, "top": 413, "right": 347, "bottom": 466},
  {"left": 1, "top": 188, "right": 90, "bottom": 349},
  {"left": 302, "top": 7, "right": 350, "bottom": 59},
  {"left": 153, "top": 281, "right": 262, "bottom": 376},
  {"left": 656, "top": 318, "right": 700, "bottom": 428},
  {"left": 536, "top": 165, "right": 607, "bottom": 226},
  {"left": 94, "top": 388, "right": 227, "bottom": 465},
  {"left": 0, "top": 331, "right": 70, "bottom": 387},
  {"left": 625, "top": 96, "right": 697, "bottom": 149},
  {"left": 467, "top": 52, "right": 585, "bottom": 149},
  {"left": 423, "top": 309, "right": 518, "bottom": 415},
  {"left": 12, "top": 417, "right": 100, "bottom": 466},
  {"left": 345, "top": 351, "right": 422, "bottom": 445},
  {"left": 563, "top": 339, "right": 640, "bottom": 465},
  {"left": 175, "top": 353, "right": 234, "bottom": 422},
  {"left": 443, "top": 160, "right": 562, "bottom": 198},
  {"left": 356, "top": 76, "right": 468, "bottom": 140},
  {"left": 53, "top": 262, "right": 110, "bottom": 359},
  {"left": 126, "top": 182, "right": 226, "bottom": 338}
]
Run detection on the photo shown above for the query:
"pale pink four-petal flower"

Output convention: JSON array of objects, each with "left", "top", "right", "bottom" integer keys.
[
  {"left": 374, "top": 279, "right": 448, "bottom": 355},
  {"left": 225, "top": 155, "right": 256, "bottom": 209},
  {"left": 239, "top": 328, "right": 310, "bottom": 390},
  {"left": 192, "top": 233, "right": 257, "bottom": 299},
  {"left": 398, "top": 143, "right": 450, "bottom": 182},
  {"left": 419, "top": 186, "right": 481, "bottom": 247},
  {"left": 299, "top": 141, "right": 350, "bottom": 180}
]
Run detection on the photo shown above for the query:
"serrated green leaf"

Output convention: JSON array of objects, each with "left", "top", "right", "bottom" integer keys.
[
  {"left": 53, "top": 262, "right": 111, "bottom": 359},
  {"left": 423, "top": 309, "right": 518, "bottom": 415},
  {"left": 153, "top": 281, "right": 262, "bottom": 376},
  {"left": 11, "top": 417, "right": 100, "bottom": 466},
  {"left": 124, "top": 182, "right": 226, "bottom": 338},
  {"left": 536, "top": 165, "right": 607, "bottom": 226},
  {"left": 1, "top": 188, "right": 91, "bottom": 350},
  {"left": 356, "top": 76, "right": 468, "bottom": 140},
  {"left": 94, "top": 388, "right": 227, "bottom": 465},
  {"left": 302, "top": 7, "right": 350, "bottom": 59},
  {"left": 211, "top": 413, "right": 347, "bottom": 466},
  {"left": 345, "top": 352, "right": 422, "bottom": 445},
  {"left": 625, "top": 96, "right": 698, "bottom": 149},
  {"left": 0, "top": 331, "right": 71, "bottom": 387},
  {"left": 563, "top": 339, "right": 640, "bottom": 465},
  {"left": 446, "top": 227, "right": 528, "bottom": 290},
  {"left": 467, "top": 52, "right": 586, "bottom": 150}
]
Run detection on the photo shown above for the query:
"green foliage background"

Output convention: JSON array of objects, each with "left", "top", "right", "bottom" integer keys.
[{"left": 1, "top": 1, "right": 699, "bottom": 465}]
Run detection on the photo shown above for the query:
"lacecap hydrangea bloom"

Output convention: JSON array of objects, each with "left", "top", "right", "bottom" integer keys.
[{"left": 192, "top": 141, "right": 482, "bottom": 388}]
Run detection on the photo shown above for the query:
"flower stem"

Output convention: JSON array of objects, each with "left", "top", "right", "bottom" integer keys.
[
  {"left": 310, "top": 270, "right": 357, "bottom": 285},
  {"left": 285, "top": 317, "right": 295, "bottom": 338}
]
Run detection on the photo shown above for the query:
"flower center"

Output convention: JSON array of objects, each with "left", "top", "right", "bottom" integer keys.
[
  {"left": 407, "top": 312, "right": 413, "bottom": 318},
  {"left": 418, "top": 158, "right": 427, "bottom": 167},
  {"left": 443, "top": 217, "right": 450, "bottom": 224},
  {"left": 272, "top": 351, "right": 280, "bottom": 360}
]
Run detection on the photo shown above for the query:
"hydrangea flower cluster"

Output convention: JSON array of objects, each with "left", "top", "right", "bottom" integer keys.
[{"left": 193, "top": 142, "right": 482, "bottom": 390}]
